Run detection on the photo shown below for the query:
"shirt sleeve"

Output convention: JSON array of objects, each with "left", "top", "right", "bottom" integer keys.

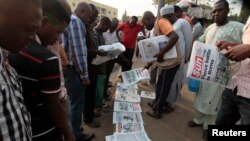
[
  {"left": 158, "top": 19, "right": 173, "bottom": 35},
  {"left": 66, "top": 18, "right": 89, "bottom": 81},
  {"left": 117, "top": 24, "right": 124, "bottom": 31}
]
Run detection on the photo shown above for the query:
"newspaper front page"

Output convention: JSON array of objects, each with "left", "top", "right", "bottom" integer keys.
[
  {"left": 114, "top": 132, "right": 151, "bottom": 141},
  {"left": 187, "top": 41, "right": 238, "bottom": 88},
  {"left": 122, "top": 68, "right": 150, "bottom": 86},
  {"left": 114, "top": 102, "right": 142, "bottom": 113},
  {"left": 116, "top": 122, "right": 145, "bottom": 133},
  {"left": 138, "top": 35, "right": 177, "bottom": 63},
  {"left": 140, "top": 91, "right": 155, "bottom": 100},
  {"left": 113, "top": 112, "right": 143, "bottom": 124},
  {"left": 115, "top": 94, "right": 141, "bottom": 103}
]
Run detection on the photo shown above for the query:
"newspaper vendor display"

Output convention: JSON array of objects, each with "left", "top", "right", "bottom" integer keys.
[
  {"left": 113, "top": 112, "right": 143, "bottom": 124},
  {"left": 187, "top": 41, "right": 238, "bottom": 87},
  {"left": 138, "top": 35, "right": 177, "bottom": 63},
  {"left": 114, "top": 132, "right": 151, "bottom": 141},
  {"left": 116, "top": 122, "right": 145, "bottom": 133},
  {"left": 122, "top": 68, "right": 150, "bottom": 86}
]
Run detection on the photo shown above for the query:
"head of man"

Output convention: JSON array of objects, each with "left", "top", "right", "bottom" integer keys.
[
  {"left": 174, "top": 5, "right": 183, "bottom": 18},
  {"left": 141, "top": 11, "right": 156, "bottom": 31},
  {"left": 129, "top": 16, "right": 138, "bottom": 27},
  {"left": 74, "top": 2, "right": 92, "bottom": 24},
  {"left": 89, "top": 3, "right": 99, "bottom": 25},
  {"left": 191, "top": 16, "right": 199, "bottom": 25},
  {"left": 0, "top": 0, "right": 42, "bottom": 52},
  {"left": 109, "top": 18, "right": 119, "bottom": 33},
  {"left": 37, "top": 0, "right": 71, "bottom": 46},
  {"left": 97, "top": 16, "right": 111, "bottom": 33},
  {"left": 212, "top": 0, "right": 229, "bottom": 26},
  {"left": 160, "top": 5, "right": 176, "bottom": 24}
]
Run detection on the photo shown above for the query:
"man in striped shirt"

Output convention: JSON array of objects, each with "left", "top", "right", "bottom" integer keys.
[
  {"left": 8, "top": 0, "right": 74, "bottom": 140},
  {"left": 0, "top": 0, "right": 42, "bottom": 140}
]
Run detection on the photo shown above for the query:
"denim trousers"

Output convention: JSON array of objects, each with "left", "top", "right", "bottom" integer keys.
[
  {"left": 216, "top": 88, "right": 250, "bottom": 125},
  {"left": 64, "top": 67, "right": 85, "bottom": 139}
]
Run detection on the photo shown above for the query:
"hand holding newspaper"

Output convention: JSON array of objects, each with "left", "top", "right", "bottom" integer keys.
[
  {"left": 92, "top": 42, "right": 126, "bottom": 65},
  {"left": 122, "top": 68, "right": 150, "bottom": 86},
  {"left": 138, "top": 35, "right": 177, "bottom": 63},
  {"left": 187, "top": 41, "right": 239, "bottom": 88}
]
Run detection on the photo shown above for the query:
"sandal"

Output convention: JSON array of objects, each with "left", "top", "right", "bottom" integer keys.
[
  {"left": 188, "top": 121, "right": 202, "bottom": 127},
  {"left": 146, "top": 111, "right": 162, "bottom": 119}
]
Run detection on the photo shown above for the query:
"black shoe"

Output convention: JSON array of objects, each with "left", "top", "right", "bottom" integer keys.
[
  {"left": 76, "top": 133, "right": 95, "bottom": 141},
  {"left": 87, "top": 121, "right": 101, "bottom": 128}
]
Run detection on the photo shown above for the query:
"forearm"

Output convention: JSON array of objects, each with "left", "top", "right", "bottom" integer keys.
[{"left": 161, "top": 34, "right": 178, "bottom": 54}]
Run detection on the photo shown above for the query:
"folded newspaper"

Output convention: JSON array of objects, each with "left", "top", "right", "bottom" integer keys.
[
  {"left": 140, "top": 91, "right": 155, "bottom": 100},
  {"left": 122, "top": 68, "right": 150, "bottom": 86},
  {"left": 105, "top": 135, "right": 115, "bottom": 141},
  {"left": 187, "top": 41, "right": 239, "bottom": 88},
  {"left": 115, "top": 93, "right": 141, "bottom": 103},
  {"left": 113, "top": 132, "right": 151, "bottom": 141},
  {"left": 116, "top": 122, "right": 145, "bottom": 133},
  {"left": 117, "top": 82, "right": 138, "bottom": 89},
  {"left": 138, "top": 35, "right": 177, "bottom": 63},
  {"left": 116, "top": 85, "right": 138, "bottom": 95},
  {"left": 114, "top": 102, "right": 142, "bottom": 113},
  {"left": 113, "top": 112, "right": 143, "bottom": 124},
  {"left": 92, "top": 42, "right": 126, "bottom": 65}
]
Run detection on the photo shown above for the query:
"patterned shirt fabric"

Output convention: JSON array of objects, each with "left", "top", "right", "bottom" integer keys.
[
  {"left": 0, "top": 48, "right": 32, "bottom": 141},
  {"left": 8, "top": 40, "right": 61, "bottom": 138},
  {"left": 117, "top": 22, "right": 143, "bottom": 48},
  {"left": 231, "top": 16, "right": 250, "bottom": 99},
  {"left": 63, "top": 14, "right": 89, "bottom": 81}
]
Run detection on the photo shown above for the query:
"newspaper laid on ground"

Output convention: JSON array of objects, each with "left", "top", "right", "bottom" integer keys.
[
  {"left": 115, "top": 93, "right": 141, "bottom": 103},
  {"left": 114, "top": 102, "right": 142, "bottom": 113},
  {"left": 113, "top": 132, "right": 151, "bottom": 141},
  {"left": 115, "top": 122, "right": 145, "bottom": 133},
  {"left": 117, "top": 82, "right": 138, "bottom": 89},
  {"left": 140, "top": 91, "right": 155, "bottom": 100},
  {"left": 113, "top": 112, "right": 143, "bottom": 124},
  {"left": 122, "top": 68, "right": 150, "bottom": 86},
  {"left": 138, "top": 35, "right": 177, "bottom": 63},
  {"left": 116, "top": 85, "right": 138, "bottom": 95},
  {"left": 92, "top": 42, "right": 126, "bottom": 65},
  {"left": 187, "top": 41, "right": 239, "bottom": 88},
  {"left": 105, "top": 135, "right": 115, "bottom": 141}
]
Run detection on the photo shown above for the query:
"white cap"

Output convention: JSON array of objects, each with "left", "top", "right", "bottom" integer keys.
[{"left": 160, "top": 5, "right": 174, "bottom": 16}]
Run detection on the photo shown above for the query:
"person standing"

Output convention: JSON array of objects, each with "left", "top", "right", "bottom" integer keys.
[
  {"left": 0, "top": 0, "right": 42, "bottom": 140},
  {"left": 188, "top": 0, "right": 244, "bottom": 139},
  {"left": 116, "top": 16, "right": 146, "bottom": 71},
  {"left": 191, "top": 16, "right": 203, "bottom": 41}
]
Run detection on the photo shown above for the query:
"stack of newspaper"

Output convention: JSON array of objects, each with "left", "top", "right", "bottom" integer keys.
[{"left": 105, "top": 82, "right": 151, "bottom": 141}]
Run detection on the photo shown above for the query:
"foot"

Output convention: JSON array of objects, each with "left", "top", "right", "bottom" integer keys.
[
  {"left": 202, "top": 129, "right": 208, "bottom": 140},
  {"left": 87, "top": 121, "right": 101, "bottom": 128},
  {"left": 146, "top": 110, "right": 162, "bottom": 119},
  {"left": 163, "top": 106, "right": 174, "bottom": 114},
  {"left": 188, "top": 121, "right": 202, "bottom": 127},
  {"left": 77, "top": 133, "right": 95, "bottom": 141}
]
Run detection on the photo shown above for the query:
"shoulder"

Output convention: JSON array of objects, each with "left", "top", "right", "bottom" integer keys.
[{"left": 228, "top": 21, "right": 244, "bottom": 28}]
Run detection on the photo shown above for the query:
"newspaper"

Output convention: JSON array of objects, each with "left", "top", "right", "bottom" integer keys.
[
  {"left": 92, "top": 42, "right": 126, "bottom": 65},
  {"left": 116, "top": 122, "right": 144, "bottom": 133},
  {"left": 105, "top": 135, "right": 116, "bottom": 141},
  {"left": 116, "top": 85, "right": 138, "bottom": 95},
  {"left": 114, "top": 132, "right": 151, "bottom": 141},
  {"left": 114, "top": 102, "right": 142, "bottom": 113},
  {"left": 117, "top": 82, "right": 138, "bottom": 90},
  {"left": 122, "top": 68, "right": 150, "bottom": 86},
  {"left": 187, "top": 41, "right": 239, "bottom": 88},
  {"left": 115, "top": 93, "right": 141, "bottom": 103},
  {"left": 113, "top": 112, "right": 143, "bottom": 124},
  {"left": 138, "top": 35, "right": 177, "bottom": 63},
  {"left": 140, "top": 91, "right": 155, "bottom": 100}
]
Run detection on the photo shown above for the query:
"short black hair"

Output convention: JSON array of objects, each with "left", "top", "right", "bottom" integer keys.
[
  {"left": 214, "top": 0, "right": 229, "bottom": 9},
  {"left": 89, "top": 3, "right": 98, "bottom": 13},
  {"left": 43, "top": 0, "right": 71, "bottom": 25},
  {"left": 174, "top": 5, "right": 182, "bottom": 13},
  {"left": 100, "top": 16, "right": 111, "bottom": 25},
  {"left": 131, "top": 16, "right": 138, "bottom": 21}
]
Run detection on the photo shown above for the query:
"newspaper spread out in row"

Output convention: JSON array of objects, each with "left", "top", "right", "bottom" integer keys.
[
  {"left": 115, "top": 93, "right": 141, "bottom": 103},
  {"left": 117, "top": 82, "right": 138, "bottom": 90},
  {"left": 113, "top": 132, "right": 151, "bottom": 141},
  {"left": 122, "top": 68, "right": 150, "bottom": 86},
  {"left": 92, "top": 42, "right": 126, "bottom": 65},
  {"left": 116, "top": 85, "right": 138, "bottom": 95},
  {"left": 116, "top": 122, "right": 145, "bottom": 133},
  {"left": 187, "top": 41, "right": 238, "bottom": 88},
  {"left": 140, "top": 91, "right": 155, "bottom": 100},
  {"left": 114, "top": 102, "right": 142, "bottom": 113},
  {"left": 113, "top": 112, "right": 143, "bottom": 124},
  {"left": 138, "top": 35, "right": 177, "bottom": 63},
  {"left": 105, "top": 135, "right": 115, "bottom": 141}
]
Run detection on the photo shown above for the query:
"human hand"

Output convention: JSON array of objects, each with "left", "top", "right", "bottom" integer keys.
[
  {"left": 97, "top": 50, "right": 108, "bottom": 56},
  {"left": 144, "top": 62, "right": 153, "bottom": 70},
  {"left": 225, "top": 44, "right": 250, "bottom": 62},
  {"left": 154, "top": 52, "right": 164, "bottom": 62}
]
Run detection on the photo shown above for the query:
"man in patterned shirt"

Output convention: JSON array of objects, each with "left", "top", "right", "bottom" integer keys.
[{"left": 0, "top": 0, "right": 42, "bottom": 140}]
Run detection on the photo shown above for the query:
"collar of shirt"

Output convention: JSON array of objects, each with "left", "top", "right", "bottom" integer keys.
[{"left": 35, "top": 34, "right": 42, "bottom": 45}]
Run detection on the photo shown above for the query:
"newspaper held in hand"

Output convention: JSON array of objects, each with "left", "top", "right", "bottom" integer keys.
[
  {"left": 140, "top": 91, "right": 155, "bottom": 100},
  {"left": 187, "top": 41, "right": 239, "bottom": 88},
  {"left": 116, "top": 122, "right": 145, "bottom": 133},
  {"left": 105, "top": 135, "right": 115, "bottom": 141},
  {"left": 114, "top": 102, "right": 142, "bottom": 112},
  {"left": 122, "top": 68, "right": 150, "bottom": 86},
  {"left": 114, "top": 132, "right": 151, "bottom": 141},
  {"left": 138, "top": 35, "right": 177, "bottom": 63},
  {"left": 92, "top": 42, "right": 126, "bottom": 65},
  {"left": 113, "top": 112, "right": 143, "bottom": 124}
]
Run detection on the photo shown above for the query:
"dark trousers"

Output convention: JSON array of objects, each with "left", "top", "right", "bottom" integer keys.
[
  {"left": 84, "top": 64, "right": 99, "bottom": 123},
  {"left": 33, "top": 129, "right": 62, "bottom": 141},
  {"left": 122, "top": 48, "right": 135, "bottom": 71},
  {"left": 152, "top": 65, "right": 179, "bottom": 114}
]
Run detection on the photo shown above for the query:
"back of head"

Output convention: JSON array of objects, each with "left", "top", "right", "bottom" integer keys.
[
  {"left": 74, "top": 2, "right": 92, "bottom": 23},
  {"left": 191, "top": 16, "right": 199, "bottom": 24},
  {"left": 174, "top": 5, "right": 183, "bottom": 18},
  {"left": 89, "top": 3, "right": 99, "bottom": 24},
  {"left": 99, "top": 16, "right": 111, "bottom": 32},
  {"left": 142, "top": 11, "right": 155, "bottom": 30}
]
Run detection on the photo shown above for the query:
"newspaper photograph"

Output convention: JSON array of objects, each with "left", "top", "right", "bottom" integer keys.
[
  {"left": 116, "top": 85, "right": 138, "bottom": 96},
  {"left": 138, "top": 35, "right": 177, "bottom": 63},
  {"left": 92, "top": 42, "right": 126, "bottom": 65},
  {"left": 117, "top": 82, "right": 138, "bottom": 89},
  {"left": 140, "top": 91, "right": 155, "bottom": 100},
  {"left": 187, "top": 41, "right": 238, "bottom": 88},
  {"left": 113, "top": 112, "right": 143, "bottom": 124},
  {"left": 115, "top": 93, "right": 141, "bottom": 103},
  {"left": 114, "top": 132, "right": 151, "bottom": 141},
  {"left": 122, "top": 68, "right": 150, "bottom": 86},
  {"left": 116, "top": 122, "right": 144, "bottom": 133},
  {"left": 114, "top": 102, "right": 142, "bottom": 113},
  {"left": 105, "top": 135, "right": 116, "bottom": 141}
]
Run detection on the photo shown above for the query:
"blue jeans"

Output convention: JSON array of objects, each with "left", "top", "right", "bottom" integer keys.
[
  {"left": 64, "top": 67, "right": 85, "bottom": 139},
  {"left": 216, "top": 88, "right": 250, "bottom": 125}
]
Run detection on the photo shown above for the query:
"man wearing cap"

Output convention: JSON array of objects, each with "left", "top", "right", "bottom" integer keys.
[{"left": 142, "top": 6, "right": 181, "bottom": 119}]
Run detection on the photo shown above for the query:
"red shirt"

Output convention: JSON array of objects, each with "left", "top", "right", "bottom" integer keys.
[{"left": 117, "top": 22, "right": 143, "bottom": 48}]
